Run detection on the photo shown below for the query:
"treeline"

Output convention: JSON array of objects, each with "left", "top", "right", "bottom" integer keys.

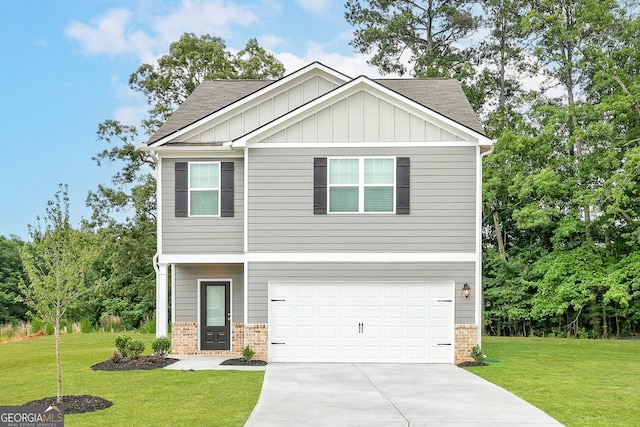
[{"left": 347, "top": 0, "right": 640, "bottom": 337}]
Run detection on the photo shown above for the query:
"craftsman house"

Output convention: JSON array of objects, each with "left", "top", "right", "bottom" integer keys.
[{"left": 141, "top": 62, "right": 494, "bottom": 363}]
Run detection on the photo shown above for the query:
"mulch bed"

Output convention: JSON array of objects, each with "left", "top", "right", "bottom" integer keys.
[
  {"left": 220, "top": 358, "right": 268, "bottom": 366},
  {"left": 457, "top": 361, "right": 488, "bottom": 367},
  {"left": 91, "top": 355, "right": 179, "bottom": 371},
  {"left": 24, "top": 395, "right": 113, "bottom": 414}
]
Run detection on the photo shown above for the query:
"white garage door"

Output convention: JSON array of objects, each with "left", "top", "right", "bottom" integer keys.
[{"left": 268, "top": 282, "right": 454, "bottom": 363}]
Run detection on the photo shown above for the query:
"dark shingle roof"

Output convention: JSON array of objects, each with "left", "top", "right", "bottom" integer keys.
[
  {"left": 375, "top": 79, "right": 485, "bottom": 135},
  {"left": 147, "top": 80, "right": 273, "bottom": 144},
  {"left": 146, "top": 75, "right": 484, "bottom": 145}
]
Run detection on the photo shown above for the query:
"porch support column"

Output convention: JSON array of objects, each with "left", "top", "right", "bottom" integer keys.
[{"left": 156, "top": 262, "right": 169, "bottom": 338}]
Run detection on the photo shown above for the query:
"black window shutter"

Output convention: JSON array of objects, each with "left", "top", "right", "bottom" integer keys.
[
  {"left": 314, "top": 157, "right": 327, "bottom": 214},
  {"left": 221, "top": 162, "right": 234, "bottom": 217},
  {"left": 175, "top": 162, "right": 188, "bottom": 217},
  {"left": 396, "top": 157, "right": 410, "bottom": 214}
]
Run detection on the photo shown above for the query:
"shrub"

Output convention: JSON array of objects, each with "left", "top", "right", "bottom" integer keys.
[
  {"left": 113, "top": 335, "right": 146, "bottom": 360},
  {"left": 114, "top": 335, "right": 132, "bottom": 355},
  {"left": 79, "top": 318, "right": 94, "bottom": 333},
  {"left": 44, "top": 323, "right": 55, "bottom": 336},
  {"left": 30, "top": 318, "right": 44, "bottom": 334},
  {"left": 242, "top": 346, "right": 255, "bottom": 362},
  {"left": 139, "top": 316, "right": 156, "bottom": 334},
  {"left": 470, "top": 345, "right": 486, "bottom": 364},
  {"left": 152, "top": 337, "right": 170, "bottom": 357},
  {"left": 126, "top": 340, "right": 145, "bottom": 359}
]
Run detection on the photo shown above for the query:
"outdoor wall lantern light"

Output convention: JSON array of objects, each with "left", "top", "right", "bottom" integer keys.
[{"left": 462, "top": 282, "right": 471, "bottom": 299}]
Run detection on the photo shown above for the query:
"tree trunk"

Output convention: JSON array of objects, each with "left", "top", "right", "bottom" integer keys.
[
  {"left": 55, "top": 306, "right": 63, "bottom": 404},
  {"left": 492, "top": 210, "right": 507, "bottom": 261}
]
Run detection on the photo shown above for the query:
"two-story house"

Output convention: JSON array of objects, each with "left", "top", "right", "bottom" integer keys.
[{"left": 141, "top": 62, "right": 494, "bottom": 364}]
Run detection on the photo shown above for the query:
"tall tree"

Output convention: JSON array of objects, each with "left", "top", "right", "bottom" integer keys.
[
  {"left": 19, "top": 185, "right": 100, "bottom": 403},
  {"left": 345, "top": 0, "right": 481, "bottom": 78},
  {"left": 87, "top": 35, "right": 285, "bottom": 326},
  {"left": 129, "top": 34, "right": 285, "bottom": 135}
]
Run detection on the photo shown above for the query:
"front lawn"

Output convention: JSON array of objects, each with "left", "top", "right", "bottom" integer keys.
[
  {"left": 0, "top": 332, "right": 263, "bottom": 426},
  {"left": 465, "top": 336, "right": 640, "bottom": 427}
]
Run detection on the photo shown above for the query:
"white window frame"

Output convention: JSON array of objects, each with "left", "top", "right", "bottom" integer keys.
[
  {"left": 327, "top": 157, "right": 396, "bottom": 214},
  {"left": 188, "top": 161, "right": 221, "bottom": 217}
]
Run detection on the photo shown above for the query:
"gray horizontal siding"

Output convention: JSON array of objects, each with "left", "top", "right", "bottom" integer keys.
[
  {"left": 247, "top": 146, "right": 476, "bottom": 252},
  {"left": 162, "top": 158, "right": 244, "bottom": 254},
  {"left": 174, "top": 264, "right": 244, "bottom": 322},
  {"left": 247, "top": 262, "right": 475, "bottom": 325}
]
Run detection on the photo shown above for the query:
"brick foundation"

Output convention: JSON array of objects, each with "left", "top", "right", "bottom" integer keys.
[
  {"left": 170, "top": 321, "right": 244, "bottom": 356},
  {"left": 455, "top": 324, "right": 478, "bottom": 364},
  {"left": 244, "top": 324, "right": 268, "bottom": 361}
]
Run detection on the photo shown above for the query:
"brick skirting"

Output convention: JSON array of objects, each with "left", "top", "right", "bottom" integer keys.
[
  {"left": 455, "top": 324, "right": 479, "bottom": 364},
  {"left": 171, "top": 321, "right": 244, "bottom": 356},
  {"left": 244, "top": 324, "right": 268, "bottom": 361}
]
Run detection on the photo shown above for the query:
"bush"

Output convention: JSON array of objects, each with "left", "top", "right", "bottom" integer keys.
[
  {"left": 139, "top": 316, "right": 156, "bottom": 334},
  {"left": 470, "top": 345, "right": 486, "bottom": 364},
  {"left": 30, "top": 318, "right": 44, "bottom": 334},
  {"left": 44, "top": 323, "right": 55, "bottom": 336},
  {"left": 126, "top": 340, "right": 145, "bottom": 359},
  {"left": 79, "top": 318, "right": 94, "bottom": 333},
  {"left": 152, "top": 337, "right": 170, "bottom": 357},
  {"left": 113, "top": 335, "right": 146, "bottom": 359},
  {"left": 242, "top": 346, "right": 255, "bottom": 362}
]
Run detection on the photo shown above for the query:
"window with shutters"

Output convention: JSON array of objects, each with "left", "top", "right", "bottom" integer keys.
[
  {"left": 175, "top": 161, "right": 234, "bottom": 218},
  {"left": 328, "top": 157, "right": 395, "bottom": 213},
  {"left": 189, "top": 162, "right": 220, "bottom": 216}
]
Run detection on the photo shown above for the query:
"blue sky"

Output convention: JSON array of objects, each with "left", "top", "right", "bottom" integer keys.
[{"left": 0, "top": 0, "right": 390, "bottom": 240}]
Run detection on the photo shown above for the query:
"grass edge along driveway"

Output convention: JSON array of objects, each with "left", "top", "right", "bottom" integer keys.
[
  {"left": 464, "top": 336, "right": 640, "bottom": 427},
  {"left": 0, "top": 332, "right": 263, "bottom": 427}
]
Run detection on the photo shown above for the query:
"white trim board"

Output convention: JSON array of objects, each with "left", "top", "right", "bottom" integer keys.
[{"left": 158, "top": 252, "right": 477, "bottom": 264}]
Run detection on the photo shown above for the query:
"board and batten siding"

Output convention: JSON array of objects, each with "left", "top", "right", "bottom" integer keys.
[
  {"left": 182, "top": 76, "right": 339, "bottom": 143},
  {"left": 161, "top": 157, "right": 244, "bottom": 254},
  {"left": 247, "top": 262, "right": 475, "bottom": 324},
  {"left": 247, "top": 146, "right": 476, "bottom": 252},
  {"left": 259, "top": 90, "right": 465, "bottom": 143},
  {"left": 174, "top": 264, "right": 244, "bottom": 322}
]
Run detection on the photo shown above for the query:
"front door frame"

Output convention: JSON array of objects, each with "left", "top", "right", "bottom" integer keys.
[{"left": 197, "top": 278, "right": 232, "bottom": 351}]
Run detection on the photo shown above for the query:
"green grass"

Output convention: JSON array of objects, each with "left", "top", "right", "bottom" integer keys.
[
  {"left": 465, "top": 337, "right": 640, "bottom": 427},
  {"left": 0, "top": 332, "right": 263, "bottom": 426}
]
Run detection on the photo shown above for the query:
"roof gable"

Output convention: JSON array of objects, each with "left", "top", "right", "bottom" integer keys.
[
  {"left": 146, "top": 62, "right": 350, "bottom": 146},
  {"left": 235, "top": 76, "right": 492, "bottom": 146}
]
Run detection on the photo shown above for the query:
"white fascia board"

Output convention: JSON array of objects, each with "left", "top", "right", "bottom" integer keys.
[
  {"left": 246, "top": 252, "right": 477, "bottom": 263},
  {"left": 235, "top": 76, "right": 493, "bottom": 148},
  {"left": 146, "top": 63, "right": 350, "bottom": 148},
  {"left": 150, "top": 148, "right": 244, "bottom": 158},
  {"left": 158, "top": 252, "right": 476, "bottom": 264},
  {"left": 158, "top": 254, "right": 246, "bottom": 264},
  {"left": 251, "top": 140, "right": 480, "bottom": 150}
]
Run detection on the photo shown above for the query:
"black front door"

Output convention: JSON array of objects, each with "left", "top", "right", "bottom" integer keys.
[{"left": 200, "top": 281, "right": 230, "bottom": 350}]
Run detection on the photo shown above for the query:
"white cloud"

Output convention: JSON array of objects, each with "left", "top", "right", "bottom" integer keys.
[
  {"left": 259, "top": 34, "right": 286, "bottom": 51},
  {"left": 152, "top": 0, "right": 258, "bottom": 48},
  {"left": 275, "top": 42, "right": 395, "bottom": 78},
  {"left": 296, "top": 0, "right": 331, "bottom": 14},
  {"left": 65, "top": 1, "right": 258, "bottom": 63},
  {"left": 114, "top": 104, "right": 149, "bottom": 128}
]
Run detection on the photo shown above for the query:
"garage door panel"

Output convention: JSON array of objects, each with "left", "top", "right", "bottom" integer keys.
[{"left": 269, "top": 282, "right": 454, "bottom": 363}]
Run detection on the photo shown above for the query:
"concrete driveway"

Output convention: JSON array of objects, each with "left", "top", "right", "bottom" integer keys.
[{"left": 244, "top": 363, "right": 563, "bottom": 427}]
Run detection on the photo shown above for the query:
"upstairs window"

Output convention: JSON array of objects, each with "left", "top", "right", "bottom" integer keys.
[
  {"left": 328, "top": 157, "right": 395, "bottom": 213},
  {"left": 175, "top": 161, "right": 234, "bottom": 218},
  {"left": 189, "top": 162, "right": 220, "bottom": 216}
]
